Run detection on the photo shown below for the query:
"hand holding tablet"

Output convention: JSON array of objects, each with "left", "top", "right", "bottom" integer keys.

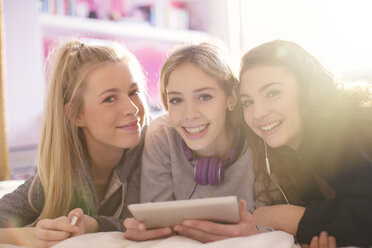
[{"left": 128, "top": 196, "right": 240, "bottom": 229}]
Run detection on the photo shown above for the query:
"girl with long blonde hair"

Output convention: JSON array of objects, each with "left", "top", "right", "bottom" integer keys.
[{"left": 0, "top": 39, "right": 148, "bottom": 247}]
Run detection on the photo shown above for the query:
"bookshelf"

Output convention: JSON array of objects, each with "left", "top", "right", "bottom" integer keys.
[
  {"left": 38, "top": 0, "right": 212, "bottom": 110},
  {"left": 38, "top": 0, "right": 209, "bottom": 31},
  {"left": 39, "top": 14, "right": 210, "bottom": 43},
  {"left": 5, "top": 0, "right": 216, "bottom": 178}
]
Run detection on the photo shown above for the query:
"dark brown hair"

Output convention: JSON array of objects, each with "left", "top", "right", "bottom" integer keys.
[{"left": 239, "top": 40, "right": 372, "bottom": 205}]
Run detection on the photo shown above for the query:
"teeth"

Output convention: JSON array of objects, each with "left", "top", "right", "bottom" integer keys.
[
  {"left": 185, "top": 124, "right": 207, "bottom": 134},
  {"left": 261, "top": 121, "right": 281, "bottom": 131}
]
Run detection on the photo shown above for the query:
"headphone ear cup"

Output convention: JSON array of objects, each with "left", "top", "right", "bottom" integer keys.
[
  {"left": 194, "top": 157, "right": 224, "bottom": 186},
  {"left": 194, "top": 158, "right": 210, "bottom": 185},
  {"left": 208, "top": 157, "right": 218, "bottom": 185},
  {"left": 210, "top": 158, "right": 224, "bottom": 185},
  {"left": 194, "top": 157, "right": 224, "bottom": 185}
]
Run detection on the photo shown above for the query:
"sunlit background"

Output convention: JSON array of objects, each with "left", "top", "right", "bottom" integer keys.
[
  {"left": 2, "top": 0, "right": 372, "bottom": 179},
  {"left": 234, "top": 0, "right": 372, "bottom": 81}
]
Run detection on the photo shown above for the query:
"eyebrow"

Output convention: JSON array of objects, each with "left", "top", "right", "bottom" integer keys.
[
  {"left": 239, "top": 82, "right": 281, "bottom": 98},
  {"left": 97, "top": 83, "right": 138, "bottom": 97},
  {"left": 167, "top": 87, "right": 215, "bottom": 95}
]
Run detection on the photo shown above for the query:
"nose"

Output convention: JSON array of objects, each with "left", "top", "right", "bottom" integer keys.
[
  {"left": 123, "top": 96, "right": 139, "bottom": 117},
  {"left": 183, "top": 100, "right": 199, "bottom": 120},
  {"left": 253, "top": 101, "right": 270, "bottom": 120}
]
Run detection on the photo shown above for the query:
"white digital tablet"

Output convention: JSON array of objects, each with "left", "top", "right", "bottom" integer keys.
[{"left": 128, "top": 196, "right": 240, "bottom": 229}]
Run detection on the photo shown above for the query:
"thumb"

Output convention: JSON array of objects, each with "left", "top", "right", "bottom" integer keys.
[
  {"left": 68, "top": 208, "right": 84, "bottom": 224},
  {"left": 238, "top": 199, "right": 254, "bottom": 223},
  {"left": 124, "top": 217, "right": 146, "bottom": 231}
]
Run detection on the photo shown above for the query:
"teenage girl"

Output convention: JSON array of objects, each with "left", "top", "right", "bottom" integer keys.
[
  {"left": 124, "top": 42, "right": 259, "bottom": 242},
  {"left": 0, "top": 39, "right": 148, "bottom": 247},
  {"left": 239, "top": 40, "right": 372, "bottom": 247}
]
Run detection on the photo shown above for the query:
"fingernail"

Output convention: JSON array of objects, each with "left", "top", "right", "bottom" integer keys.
[
  {"left": 173, "top": 225, "right": 181, "bottom": 232},
  {"left": 183, "top": 221, "right": 191, "bottom": 226},
  {"left": 320, "top": 231, "right": 328, "bottom": 237},
  {"left": 139, "top": 224, "right": 145, "bottom": 230},
  {"left": 312, "top": 236, "right": 318, "bottom": 241}
]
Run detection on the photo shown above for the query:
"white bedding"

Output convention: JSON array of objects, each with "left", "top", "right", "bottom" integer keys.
[
  {"left": 0, "top": 181, "right": 298, "bottom": 248},
  {"left": 53, "top": 231, "right": 299, "bottom": 248}
]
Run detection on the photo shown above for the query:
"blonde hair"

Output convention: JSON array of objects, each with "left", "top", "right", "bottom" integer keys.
[
  {"left": 159, "top": 42, "right": 241, "bottom": 128},
  {"left": 30, "top": 39, "right": 147, "bottom": 220}
]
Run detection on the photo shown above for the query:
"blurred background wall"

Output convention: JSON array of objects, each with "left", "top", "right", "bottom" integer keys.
[{"left": 2, "top": 0, "right": 372, "bottom": 179}]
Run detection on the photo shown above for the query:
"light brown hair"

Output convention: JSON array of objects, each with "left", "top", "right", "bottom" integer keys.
[{"left": 160, "top": 42, "right": 241, "bottom": 129}]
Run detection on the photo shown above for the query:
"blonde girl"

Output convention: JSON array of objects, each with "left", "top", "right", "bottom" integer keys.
[
  {"left": 124, "top": 42, "right": 258, "bottom": 242},
  {"left": 0, "top": 39, "right": 147, "bottom": 247}
]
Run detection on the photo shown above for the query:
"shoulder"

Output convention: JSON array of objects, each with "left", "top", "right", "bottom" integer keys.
[
  {"left": 146, "top": 114, "right": 179, "bottom": 144},
  {"left": 147, "top": 114, "right": 173, "bottom": 133},
  {"left": 234, "top": 139, "right": 252, "bottom": 162}
]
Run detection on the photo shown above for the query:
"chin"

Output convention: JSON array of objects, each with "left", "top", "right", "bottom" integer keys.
[
  {"left": 264, "top": 138, "right": 286, "bottom": 148},
  {"left": 183, "top": 138, "right": 208, "bottom": 152},
  {"left": 121, "top": 134, "right": 141, "bottom": 149}
]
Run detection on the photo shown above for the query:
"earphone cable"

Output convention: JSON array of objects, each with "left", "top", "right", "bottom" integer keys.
[
  {"left": 188, "top": 183, "right": 199, "bottom": 199},
  {"left": 264, "top": 141, "right": 290, "bottom": 205}
]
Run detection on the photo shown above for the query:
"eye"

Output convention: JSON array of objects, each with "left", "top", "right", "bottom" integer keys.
[
  {"left": 129, "top": 89, "right": 140, "bottom": 97},
  {"left": 242, "top": 99, "right": 254, "bottom": 108},
  {"left": 103, "top": 96, "right": 115, "bottom": 103},
  {"left": 169, "top": 97, "right": 183, "bottom": 105},
  {"left": 198, "top": 93, "right": 213, "bottom": 101},
  {"left": 267, "top": 89, "right": 281, "bottom": 98}
]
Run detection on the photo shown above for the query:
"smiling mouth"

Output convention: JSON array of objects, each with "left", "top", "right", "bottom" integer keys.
[
  {"left": 260, "top": 120, "right": 282, "bottom": 132},
  {"left": 183, "top": 124, "right": 209, "bottom": 135},
  {"left": 117, "top": 120, "right": 140, "bottom": 130}
]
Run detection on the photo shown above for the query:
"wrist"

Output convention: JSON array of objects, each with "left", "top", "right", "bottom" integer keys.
[
  {"left": 85, "top": 215, "right": 100, "bottom": 233},
  {"left": 254, "top": 205, "right": 305, "bottom": 235}
]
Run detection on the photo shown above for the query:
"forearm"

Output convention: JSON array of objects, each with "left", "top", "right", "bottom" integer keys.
[
  {"left": 0, "top": 227, "right": 34, "bottom": 245},
  {"left": 253, "top": 204, "right": 305, "bottom": 235}
]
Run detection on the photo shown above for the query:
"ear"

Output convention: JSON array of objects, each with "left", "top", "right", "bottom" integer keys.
[
  {"left": 227, "top": 86, "right": 238, "bottom": 111},
  {"left": 64, "top": 103, "right": 85, "bottom": 127}
]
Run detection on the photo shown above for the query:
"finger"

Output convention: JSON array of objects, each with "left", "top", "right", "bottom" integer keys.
[
  {"left": 301, "top": 245, "right": 310, "bottom": 248},
  {"left": 37, "top": 218, "right": 78, "bottom": 233},
  {"left": 123, "top": 218, "right": 146, "bottom": 231},
  {"left": 34, "top": 227, "right": 70, "bottom": 241},
  {"left": 174, "top": 224, "right": 227, "bottom": 243},
  {"left": 319, "top": 232, "right": 329, "bottom": 248},
  {"left": 239, "top": 200, "right": 254, "bottom": 222},
  {"left": 68, "top": 208, "right": 84, "bottom": 224},
  {"left": 124, "top": 227, "right": 172, "bottom": 241},
  {"left": 181, "top": 219, "right": 234, "bottom": 236},
  {"left": 328, "top": 236, "right": 337, "bottom": 248},
  {"left": 309, "top": 236, "right": 319, "bottom": 248},
  {"left": 182, "top": 218, "right": 255, "bottom": 237}
]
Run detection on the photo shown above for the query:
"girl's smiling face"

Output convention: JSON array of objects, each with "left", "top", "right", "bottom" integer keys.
[
  {"left": 76, "top": 62, "right": 144, "bottom": 153},
  {"left": 166, "top": 62, "right": 236, "bottom": 157},
  {"left": 240, "top": 65, "right": 303, "bottom": 149}
]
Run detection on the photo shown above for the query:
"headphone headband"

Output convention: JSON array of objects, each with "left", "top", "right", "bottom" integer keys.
[{"left": 181, "top": 131, "right": 239, "bottom": 188}]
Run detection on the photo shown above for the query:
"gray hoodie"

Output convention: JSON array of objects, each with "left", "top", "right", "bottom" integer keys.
[{"left": 0, "top": 129, "right": 145, "bottom": 232}]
